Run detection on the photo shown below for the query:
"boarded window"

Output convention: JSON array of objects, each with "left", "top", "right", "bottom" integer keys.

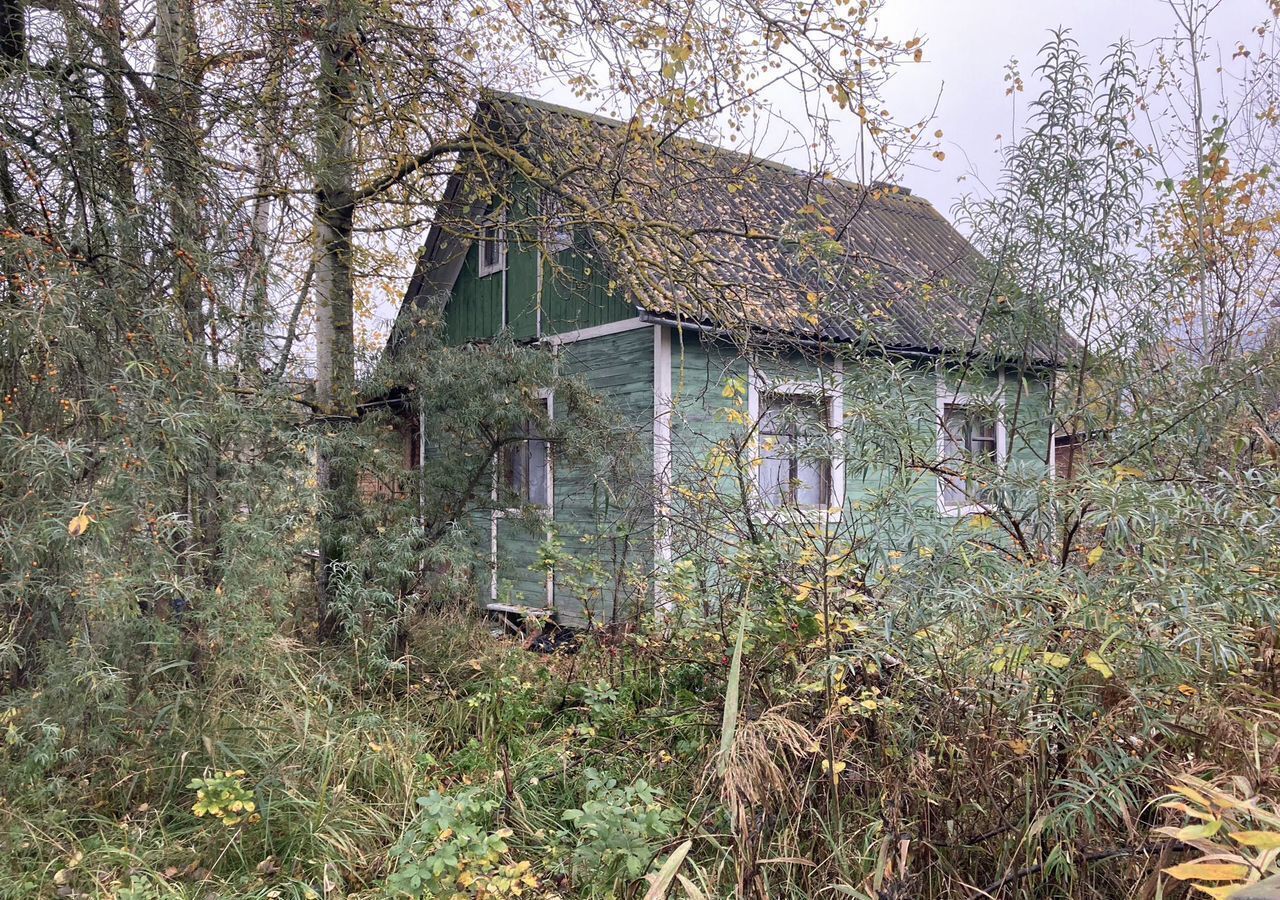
[{"left": 759, "top": 393, "right": 831, "bottom": 508}]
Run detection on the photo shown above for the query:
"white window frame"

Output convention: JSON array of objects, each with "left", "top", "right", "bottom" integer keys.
[
  {"left": 490, "top": 389, "right": 555, "bottom": 609},
  {"left": 747, "top": 363, "right": 845, "bottom": 518},
  {"left": 539, "top": 191, "right": 573, "bottom": 255},
  {"left": 477, "top": 210, "right": 507, "bottom": 278},
  {"left": 936, "top": 376, "right": 1007, "bottom": 517},
  {"left": 497, "top": 389, "right": 554, "bottom": 514}
]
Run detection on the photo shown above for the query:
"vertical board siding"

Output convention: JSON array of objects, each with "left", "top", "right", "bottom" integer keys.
[
  {"left": 441, "top": 188, "right": 632, "bottom": 346},
  {"left": 550, "top": 327, "right": 655, "bottom": 626},
  {"left": 435, "top": 309, "right": 1053, "bottom": 622},
  {"left": 444, "top": 239, "right": 504, "bottom": 344},
  {"left": 541, "top": 249, "right": 634, "bottom": 335},
  {"left": 664, "top": 332, "right": 1056, "bottom": 558}
]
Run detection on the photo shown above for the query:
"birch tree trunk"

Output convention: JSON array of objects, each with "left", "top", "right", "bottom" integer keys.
[
  {"left": 155, "top": 0, "right": 223, "bottom": 601},
  {"left": 313, "top": 0, "right": 360, "bottom": 634},
  {"left": 155, "top": 0, "right": 204, "bottom": 347}
]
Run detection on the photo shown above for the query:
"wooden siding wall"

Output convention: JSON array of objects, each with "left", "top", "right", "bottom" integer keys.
[
  {"left": 549, "top": 327, "right": 655, "bottom": 625},
  {"left": 663, "top": 331, "right": 1055, "bottom": 562},
  {"left": 442, "top": 190, "right": 634, "bottom": 346},
  {"left": 449, "top": 327, "right": 655, "bottom": 626}
]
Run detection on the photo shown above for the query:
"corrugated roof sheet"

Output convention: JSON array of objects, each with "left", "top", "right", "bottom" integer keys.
[{"left": 408, "top": 93, "right": 1072, "bottom": 363}]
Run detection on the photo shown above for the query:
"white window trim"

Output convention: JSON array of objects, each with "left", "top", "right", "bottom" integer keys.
[
  {"left": 539, "top": 192, "right": 573, "bottom": 255},
  {"left": 653, "top": 325, "right": 673, "bottom": 617},
  {"left": 496, "top": 389, "right": 554, "bottom": 518},
  {"left": 490, "top": 389, "right": 555, "bottom": 611},
  {"left": 747, "top": 363, "right": 845, "bottom": 520},
  {"left": 935, "top": 373, "right": 1007, "bottom": 517},
  {"left": 477, "top": 210, "right": 507, "bottom": 278}
]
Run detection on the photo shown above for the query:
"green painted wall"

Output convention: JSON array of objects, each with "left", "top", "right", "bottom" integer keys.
[
  {"left": 662, "top": 331, "right": 1056, "bottom": 561},
  {"left": 549, "top": 327, "right": 655, "bottom": 626},
  {"left": 442, "top": 191, "right": 634, "bottom": 346},
  {"left": 540, "top": 249, "right": 634, "bottom": 335},
  {"left": 443, "top": 237, "right": 504, "bottom": 344},
  {"left": 440, "top": 315, "right": 1052, "bottom": 624},
  {"left": 454, "top": 326, "right": 655, "bottom": 626}
]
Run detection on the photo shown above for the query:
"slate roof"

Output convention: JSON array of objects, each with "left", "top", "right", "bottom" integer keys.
[{"left": 400, "top": 93, "right": 1072, "bottom": 364}]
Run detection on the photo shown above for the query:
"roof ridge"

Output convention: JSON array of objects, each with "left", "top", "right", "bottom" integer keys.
[{"left": 483, "top": 90, "right": 932, "bottom": 211}]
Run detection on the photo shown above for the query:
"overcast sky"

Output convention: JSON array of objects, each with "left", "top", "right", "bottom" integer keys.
[
  {"left": 532, "top": 0, "right": 1268, "bottom": 215},
  {"left": 874, "top": 0, "right": 1266, "bottom": 214}
]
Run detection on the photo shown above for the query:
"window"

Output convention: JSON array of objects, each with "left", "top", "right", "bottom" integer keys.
[
  {"left": 939, "top": 400, "right": 1001, "bottom": 512},
  {"left": 759, "top": 392, "right": 832, "bottom": 508},
  {"left": 501, "top": 397, "right": 550, "bottom": 507},
  {"left": 539, "top": 192, "right": 572, "bottom": 254},
  {"left": 478, "top": 212, "right": 506, "bottom": 277}
]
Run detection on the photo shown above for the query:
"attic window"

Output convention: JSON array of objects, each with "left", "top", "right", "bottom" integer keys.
[
  {"left": 539, "top": 192, "right": 572, "bottom": 254},
  {"left": 478, "top": 212, "right": 506, "bottom": 277}
]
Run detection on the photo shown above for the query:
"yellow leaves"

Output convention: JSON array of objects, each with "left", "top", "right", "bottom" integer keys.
[
  {"left": 1190, "top": 885, "right": 1243, "bottom": 900},
  {"left": 1084, "top": 651, "right": 1114, "bottom": 679},
  {"left": 1162, "top": 862, "right": 1250, "bottom": 882},
  {"left": 667, "top": 43, "right": 692, "bottom": 62},
  {"left": 1161, "top": 800, "right": 1217, "bottom": 822},
  {"left": 1156, "top": 774, "right": 1280, "bottom": 899},
  {"left": 1112, "top": 464, "right": 1146, "bottom": 480},
  {"left": 1041, "top": 651, "right": 1071, "bottom": 669},
  {"left": 1229, "top": 831, "right": 1280, "bottom": 850},
  {"left": 1171, "top": 782, "right": 1214, "bottom": 808},
  {"left": 1178, "top": 683, "right": 1199, "bottom": 697},
  {"left": 1086, "top": 546, "right": 1104, "bottom": 566},
  {"left": 1007, "top": 739, "right": 1030, "bottom": 756},
  {"left": 821, "top": 758, "right": 847, "bottom": 784},
  {"left": 67, "top": 512, "right": 92, "bottom": 537},
  {"left": 1175, "top": 819, "right": 1224, "bottom": 841},
  {"left": 661, "top": 42, "right": 692, "bottom": 78}
]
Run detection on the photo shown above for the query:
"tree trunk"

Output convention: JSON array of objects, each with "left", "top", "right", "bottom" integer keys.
[
  {"left": 313, "top": 0, "right": 360, "bottom": 637},
  {"left": 155, "top": 0, "right": 204, "bottom": 346},
  {"left": 154, "top": 0, "right": 222, "bottom": 604}
]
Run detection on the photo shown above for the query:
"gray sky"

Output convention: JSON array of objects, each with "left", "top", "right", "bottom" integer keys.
[{"left": 531, "top": 0, "right": 1268, "bottom": 214}]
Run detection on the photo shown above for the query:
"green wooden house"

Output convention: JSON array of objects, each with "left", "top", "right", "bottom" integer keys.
[{"left": 390, "top": 94, "right": 1064, "bottom": 626}]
